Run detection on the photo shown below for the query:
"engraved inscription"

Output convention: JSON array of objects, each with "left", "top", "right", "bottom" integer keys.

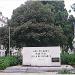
[{"left": 32, "top": 50, "right": 50, "bottom": 57}]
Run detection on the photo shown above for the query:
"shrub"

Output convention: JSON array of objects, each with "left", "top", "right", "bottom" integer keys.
[
  {"left": 0, "top": 56, "right": 21, "bottom": 70},
  {"left": 58, "top": 69, "right": 71, "bottom": 74},
  {"left": 61, "top": 52, "right": 75, "bottom": 65}
]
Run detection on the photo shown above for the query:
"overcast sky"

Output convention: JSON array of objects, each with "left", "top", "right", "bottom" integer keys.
[
  {"left": 64, "top": 0, "right": 75, "bottom": 17},
  {"left": 0, "top": 0, "right": 27, "bottom": 19},
  {"left": 0, "top": 0, "right": 75, "bottom": 19}
]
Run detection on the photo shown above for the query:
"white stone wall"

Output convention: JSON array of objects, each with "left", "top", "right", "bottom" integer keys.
[
  {"left": 0, "top": 50, "right": 6, "bottom": 57},
  {"left": 22, "top": 46, "right": 61, "bottom": 66},
  {"left": 0, "top": 13, "right": 7, "bottom": 27}
]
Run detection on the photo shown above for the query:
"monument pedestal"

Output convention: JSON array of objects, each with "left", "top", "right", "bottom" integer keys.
[
  {"left": 22, "top": 47, "right": 61, "bottom": 67},
  {"left": 4, "top": 65, "right": 73, "bottom": 73}
]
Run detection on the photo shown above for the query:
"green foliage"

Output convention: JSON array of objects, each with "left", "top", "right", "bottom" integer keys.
[
  {"left": 0, "top": 27, "right": 9, "bottom": 48},
  {"left": 61, "top": 52, "right": 75, "bottom": 65},
  {"left": 8, "top": 1, "right": 72, "bottom": 48},
  {"left": 0, "top": 56, "right": 21, "bottom": 70},
  {"left": 71, "top": 3, "right": 75, "bottom": 11},
  {"left": 13, "top": 22, "right": 67, "bottom": 47},
  {"left": 58, "top": 69, "right": 71, "bottom": 74},
  {"left": 0, "top": 1, "right": 73, "bottom": 50}
]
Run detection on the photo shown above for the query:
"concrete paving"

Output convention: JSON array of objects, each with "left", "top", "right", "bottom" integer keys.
[
  {"left": 3, "top": 65, "right": 74, "bottom": 73},
  {"left": 0, "top": 72, "right": 58, "bottom": 75}
]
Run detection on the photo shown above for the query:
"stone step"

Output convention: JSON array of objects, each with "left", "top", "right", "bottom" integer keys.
[{"left": 3, "top": 65, "right": 74, "bottom": 73}]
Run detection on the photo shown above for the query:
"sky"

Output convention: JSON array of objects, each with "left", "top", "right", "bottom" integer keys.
[
  {"left": 0, "top": 0, "right": 27, "bottom": 19},
  {"left": 0, "top": 0, "right": 75, "bottom": 19},
  {"left": 64, "top": 0, "right": 75, "bottom": 17}
]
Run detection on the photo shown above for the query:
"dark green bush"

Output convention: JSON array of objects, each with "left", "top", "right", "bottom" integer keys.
[
  {"left": 0, "top": 56, "right": 21, "bottom": 70},
  {"left": 61, "top": 52, "right": 75, "bottom": 65}
]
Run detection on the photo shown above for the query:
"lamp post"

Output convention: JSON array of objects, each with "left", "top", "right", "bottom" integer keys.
[{"left": 9, "top": 26, "right": 10, "bottom": 56}]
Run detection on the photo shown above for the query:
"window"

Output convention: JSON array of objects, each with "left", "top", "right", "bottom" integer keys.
[
  {"left": 52, "top": 58, "right": 59, "bottom": 62},
  {"left": 1, "top": 24, "right": 3, "bottom": 27}
]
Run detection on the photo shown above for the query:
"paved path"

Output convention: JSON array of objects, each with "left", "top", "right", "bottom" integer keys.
[
  {"left": 0, "top": 72, "right": 58, "bottom": 75},
  {"left": 3, "top": 65, "right": 74, "bottom": 73}
]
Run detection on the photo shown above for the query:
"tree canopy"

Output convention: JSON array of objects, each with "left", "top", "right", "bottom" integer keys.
[
  {"left": 71, "top": 3, "right": 75, "bottom": 11},
  {"left": 0, "top": 1, "right": 73, "bottom": 51}
]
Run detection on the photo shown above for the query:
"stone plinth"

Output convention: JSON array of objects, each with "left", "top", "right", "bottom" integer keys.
[{"left": 21, "top": 46, "right": 61, "bottom": 67}]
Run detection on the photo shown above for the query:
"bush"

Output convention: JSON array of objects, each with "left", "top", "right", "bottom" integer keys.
[
  {"left": 61, "top": 52, "right": 75, "bottom": 65},
  {"left": 58, "top": 69, "right": 71, "bottom": 74},
  {"left": 0, "top": 56, "right": 21, "bottom": 70}
]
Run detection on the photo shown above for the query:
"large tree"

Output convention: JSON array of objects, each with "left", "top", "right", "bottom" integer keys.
[
  {"left": 8, "top": 1, "right": 73, "bottom": 50},
  {"left": 12, "top": 21, "right": 67, "bottom": 47},
  {"left": 71, "top": 3, "right": 75, "bottom": 11},
  {"left": 0, "top": 27, "right": 9, "bottom": 55}
]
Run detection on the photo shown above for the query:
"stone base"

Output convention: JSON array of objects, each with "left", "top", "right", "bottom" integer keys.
[{"left": 3, "top": 65, "right": 74, "bottom": 73}]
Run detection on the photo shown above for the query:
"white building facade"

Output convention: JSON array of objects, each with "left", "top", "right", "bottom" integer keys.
[
  {"left": 22, "top": 46, "right": 61, "bottom": 67},
  {"left": 11, "top": 47, "right": 18, "bottom": 56},
  {"left": 0, "top": 12, "right": 8, "bottom": 27},
  {"left": 0, "top": 49, "right": 6, "bottom": 57}
]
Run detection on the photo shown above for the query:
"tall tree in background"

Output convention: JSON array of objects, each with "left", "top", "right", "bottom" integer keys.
[
  {"left": 0, "top": 27, "right": 9, "bottom": 55},
  {"left": 4, "top": 1, "right": 73, "bottom": 51},
  {"left": 71, "top": 3, "right": 75, "bottom": 11}
]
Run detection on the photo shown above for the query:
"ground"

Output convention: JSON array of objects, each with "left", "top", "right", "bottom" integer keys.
[
  {"left": 3, "top": 65, "right": 73, "bottom": 73},
  {"left": 0, "top": 72, "right": 57, "bottom": 75}
]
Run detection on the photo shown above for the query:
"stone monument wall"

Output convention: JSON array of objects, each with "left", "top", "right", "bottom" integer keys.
[{"left": 22, "top": 46, "right": 61, "bottom": 66}]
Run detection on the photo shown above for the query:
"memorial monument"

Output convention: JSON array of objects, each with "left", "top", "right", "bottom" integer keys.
[{"left": 22, "top": 46, "right": 61, "bottom": 67}]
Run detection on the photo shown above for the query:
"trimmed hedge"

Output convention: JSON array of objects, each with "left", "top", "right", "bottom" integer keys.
[
  {"left": 1, "top": 52, "right": 75, "bottom": 70},
  {"left": 0, "top": 56, "right": 22, "bottom": 70},
  {"left": 61, "top": 52, "right": 75, "bottom": 65}
]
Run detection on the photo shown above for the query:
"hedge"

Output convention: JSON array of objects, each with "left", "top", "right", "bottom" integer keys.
[
  {"left": 0, "top": 56, "right": 22, "bottom": 70},
  {"left": 1, "top": 52, "right": 75, "bottom": 70},
  {"left": 61, "top": 52, "right": 75, "bottom": 65}
]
